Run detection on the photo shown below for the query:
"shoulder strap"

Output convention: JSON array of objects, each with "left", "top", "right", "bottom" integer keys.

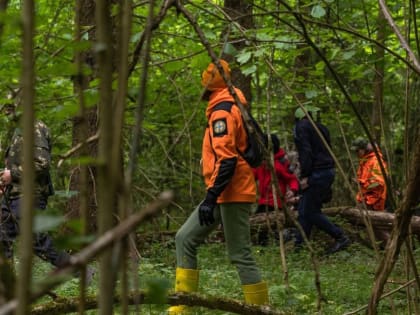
[{"left": 213, "top": 101, "right": 234, "bottom": 113}]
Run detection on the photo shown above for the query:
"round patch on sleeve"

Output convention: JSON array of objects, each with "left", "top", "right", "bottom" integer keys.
[{"left": 212, "top": 118, "right": 227, "bottom": 137}]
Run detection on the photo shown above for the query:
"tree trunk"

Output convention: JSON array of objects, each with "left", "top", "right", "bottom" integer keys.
[
  {"left": 16, "top": 1, "right": 35, "bottom": 313},
  {"left": 223, "top": 0, "right": 253, "bottom": 103},
  {"left": 67, "top": 0, "right": 98, "bottom": 233},
  {"left": 95, "top": 0, "right": 117, "bottom": 313},
  {"left": 372, "top": 9, "right": 386, "bottom": 143}
]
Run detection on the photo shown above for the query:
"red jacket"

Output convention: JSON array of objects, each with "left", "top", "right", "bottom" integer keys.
[{"left": 253, "top": 149, "right": 299, "bottom": 208}]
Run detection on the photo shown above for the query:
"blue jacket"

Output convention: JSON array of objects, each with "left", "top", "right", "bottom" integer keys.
[{"left": 293, "top": 118, "right": 334, "bottom": 178}]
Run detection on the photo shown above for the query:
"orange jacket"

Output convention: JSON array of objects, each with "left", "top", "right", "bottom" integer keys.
[
  {"left": 356, "top": 150, "right": 387, "bottom": 211},
  {"left": 202, "top": 87, "right": 256, "bottom": 203}
]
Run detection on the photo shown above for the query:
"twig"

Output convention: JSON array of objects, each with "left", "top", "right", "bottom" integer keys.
[
  {"left": 344, "top": 279, "right": 416, "bottom": 315},
  {"left": 57, "top": 133, "right": 99, "bottom": 167}
]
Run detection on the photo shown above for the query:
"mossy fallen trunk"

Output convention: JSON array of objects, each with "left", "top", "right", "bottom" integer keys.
[
  {"left": 30, "top": 291, "right": 288, "bottom": 315},
  {"left": 249, "top": 207, "right": 420, "bottom": 234}
]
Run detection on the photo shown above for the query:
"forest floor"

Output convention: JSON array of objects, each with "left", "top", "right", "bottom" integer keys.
[{"left": 32, "top": 225, "right": 420, "bottom": 315}]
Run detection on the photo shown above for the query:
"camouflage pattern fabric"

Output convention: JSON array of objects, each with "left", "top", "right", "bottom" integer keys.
[
  {"left": 5, "top": 120, "right": 53, "bottom": 199},
  {"left": 0, "top": 120, "right": 70, "bottom": 266}
]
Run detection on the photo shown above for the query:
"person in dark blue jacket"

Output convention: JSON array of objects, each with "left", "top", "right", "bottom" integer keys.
[{"left": 293, "top": 106, "right": 349, "bottom": 254}]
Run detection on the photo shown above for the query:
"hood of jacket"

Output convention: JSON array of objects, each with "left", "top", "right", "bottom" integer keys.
[
  {"left": 274, "top": 148, "right": 286, "bottom": 160},
  {"left": 260, "top": 148, "right": 286, "bottom": 168},
  {"left": 362, "top": 150, "right": 383, "bottom": 161}
]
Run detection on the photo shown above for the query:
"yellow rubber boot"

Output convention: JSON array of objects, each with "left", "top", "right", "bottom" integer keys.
[
  {"left": 168, "top": 268, "right": 199, "bottom": 314},
  {"left": 242, "top": 281, "right": 269, "bottom": 305}
]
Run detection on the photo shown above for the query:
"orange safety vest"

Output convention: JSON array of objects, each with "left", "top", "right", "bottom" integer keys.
[{"left": 356, "top": 150, "right": 387, "bottom": 211}]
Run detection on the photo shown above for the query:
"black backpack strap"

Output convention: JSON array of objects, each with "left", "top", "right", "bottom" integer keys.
[{"left": 213, "top": 101, "right": 234, "bottom": 113}]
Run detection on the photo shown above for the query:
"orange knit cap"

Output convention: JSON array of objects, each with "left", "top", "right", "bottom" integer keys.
[{"left": 201, "top": 59, "right": 231, "bottom": 91}]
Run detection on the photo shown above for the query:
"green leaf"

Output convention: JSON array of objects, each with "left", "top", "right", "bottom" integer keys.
[
  {"left": 254, "top": 48, "right": 265, "bottom": 58},
  {"left": 330, "top": 48, "right": 340, "bottom": 60},
  {"left": 223, "top": 42, "right": 238, "bottom": 56},
  {"left": 242, "top": 65, "right": 257, "bottom": 76},
  {"left": 34, "top": 214, "right": 66, "bottom": 233},
  {"left": 165, "top": 61, "right": 185, "bottom": 73},
  {"left": 84, "top": 88, "right": 99, "bottom": 108},
  {"left": 144, "top": 277, "right": 171, "bottom": 304},
  {"left": 236, "top": 51, "right": 252, "bottom": 64},
  {"left": 315, "top": 61, "right": 325, "bottom": 72},
  {"left": 53, "top": 190, "right": 79, "bottom": 199},
  {"left": 343, "top": 50, "right": 356, "bottom": 60},
  {"left": 203, "top": 29, "right": 217, "bottom": 40},
  {"left": 311, "top": 5, "right": 326, "bottom": 18},
  {"left": 131, "top": 31, "right": 142, "bottom": 43},
  {"left": 256, "top": 31, "right": 272, "bottom": 41},
  {"left": 305, "top": 90, "right": 318, "bottom": 99}
]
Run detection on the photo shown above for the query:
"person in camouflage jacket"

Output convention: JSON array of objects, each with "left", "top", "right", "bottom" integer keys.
[{"left": 0, "top": 103, "right": 71, "bottom": 267}]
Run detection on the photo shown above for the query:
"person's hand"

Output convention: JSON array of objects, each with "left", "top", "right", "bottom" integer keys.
[
  {"left": 0, "top": 169, "right": 11, "bottom": 186},
  {"left": 285, "top": 190, "right": 299, "bottom": 204},
  {"left": 300, "top": 177, "right": 309, "bottom": 190},
  {"left": 285, "top": 190, "right": 294, "bottom": 200},
  {"left": 198, "top": 201, "right": 216, "bottom": 226},
  {"left": 198, "top": 191, "right": 217, "bottom": 226}
]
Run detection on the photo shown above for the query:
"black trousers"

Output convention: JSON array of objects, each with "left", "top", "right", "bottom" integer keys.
[{"left": 0, "top": 197, "right": 70, "bottom": 267}]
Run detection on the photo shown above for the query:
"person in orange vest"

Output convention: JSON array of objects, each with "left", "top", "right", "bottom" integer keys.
[
  {"left": 352, "top": 138, "right": 388, "bottom": 211},
  {"left": 168, "top": 59, "right": 269, "bottom": 314},
  {"left": 352, "top": 137, "right": 389, "bottom": 247}
]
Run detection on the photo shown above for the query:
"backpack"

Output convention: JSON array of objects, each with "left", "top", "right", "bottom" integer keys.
[{"left": 212, "top": 101, "right": 266, "bottom": 168}]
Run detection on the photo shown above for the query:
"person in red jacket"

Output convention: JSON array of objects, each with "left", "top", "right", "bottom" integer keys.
[{"left": 253, "top": 134, "right": 299, "bottom": 245}]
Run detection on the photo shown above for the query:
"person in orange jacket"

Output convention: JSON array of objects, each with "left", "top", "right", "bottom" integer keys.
[
  {"left": 352, "top": 138, "right": 388, "bottom": 211},
  {"left": 253, "top": 133, "right": 299, "bottom": 245},
  {"left": 168, "top": 59, "right": 268, "bottom": 314},
  {"left": 352, "top": 137, "right": 389, "bottom": 247}
]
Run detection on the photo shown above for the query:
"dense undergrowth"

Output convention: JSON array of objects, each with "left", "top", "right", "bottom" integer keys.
[{"left": 31, "top": 230, "right": 420, "bottom": 315}]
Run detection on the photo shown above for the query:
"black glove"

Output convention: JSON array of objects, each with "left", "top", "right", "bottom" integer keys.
[{"left": 198, "top": 191, "right": 217, "bottom": 226}]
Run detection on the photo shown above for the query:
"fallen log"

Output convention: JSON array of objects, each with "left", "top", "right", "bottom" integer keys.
[
  {"left": 30, "top": 291, "right": 287, "bottom": 315},
  {"left": 250, "top": 207, "right": 420, "bottom": 235},
  {"left": 134, "top": 207, "right": 420, "bottom": 249}
]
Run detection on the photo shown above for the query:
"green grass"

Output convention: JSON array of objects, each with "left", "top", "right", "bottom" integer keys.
[{"left": 28, "top": 236, "right": 420, "bottom": 314}]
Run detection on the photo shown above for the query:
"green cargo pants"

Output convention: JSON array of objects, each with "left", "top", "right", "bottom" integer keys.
[{"left": 175, "top": 202, "right": 261, "bottom": 285}]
